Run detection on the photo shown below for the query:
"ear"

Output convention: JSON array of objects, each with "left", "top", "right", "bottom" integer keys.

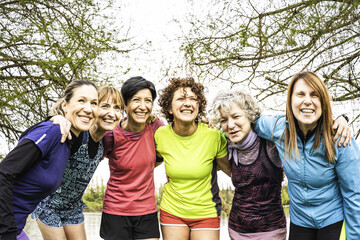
[
  {"left": 61, "top": 99, "right": 68, "bottom": 115},
  {"left": 169, "top": 108, "right": 173, "bottom": 115}
]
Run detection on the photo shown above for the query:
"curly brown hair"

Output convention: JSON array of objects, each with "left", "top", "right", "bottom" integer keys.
[{"left": 158, "top": 77, "right": 207, "bottom": 123}]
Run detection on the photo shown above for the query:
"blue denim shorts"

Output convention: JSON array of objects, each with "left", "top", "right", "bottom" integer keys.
[{"left": 31, "top": 202, "right": 85, "bottom": 228}]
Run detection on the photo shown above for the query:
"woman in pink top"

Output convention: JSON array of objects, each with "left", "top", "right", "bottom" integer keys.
[{"left": 100, "top": 76, "right": 164, "bottom": 240}]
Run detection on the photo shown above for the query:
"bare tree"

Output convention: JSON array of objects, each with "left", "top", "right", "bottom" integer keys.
[
  {"left": 181, "top": 0, "right": 360, "bottom": 137},
  {"left": 0, "top": 0, "right": 135, "bottom": 144}
]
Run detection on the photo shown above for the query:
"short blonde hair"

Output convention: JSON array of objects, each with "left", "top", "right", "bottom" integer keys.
[{"left": 98, "top": 86, "right": 124, "bottom": 112}]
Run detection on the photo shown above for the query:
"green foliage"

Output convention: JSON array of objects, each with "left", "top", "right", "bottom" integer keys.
[
  {"left": 180, "top": 0, "right": 360, "bottom": 137},
  {"left": 0, "top": 0, "right": 134, "bottom": 145},
  {"left": 81, "top": 181, "right": 290, "bottom": 214},
  {"left": 156, "top": 183, "right": 165, "bottom": 208},
  {"left": 219, "top": 187, "right": 235, "bottom": 215},
  {"left": 281, "top": 184, "right": 290, "bottom": 205},
  {"left": 82, "top": 183, "right": 106, "bottom": 212}
]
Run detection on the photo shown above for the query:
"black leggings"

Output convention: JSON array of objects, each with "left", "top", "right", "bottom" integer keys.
[{"left": 289, "top": 220, "right": 343, "bottom": 240}]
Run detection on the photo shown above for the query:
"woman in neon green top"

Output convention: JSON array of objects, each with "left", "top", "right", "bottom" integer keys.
[{"left": 155, "top": 77, "right": 231, "bottom": 240}]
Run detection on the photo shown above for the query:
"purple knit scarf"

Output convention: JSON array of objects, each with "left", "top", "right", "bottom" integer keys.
[{"left": 228, "top": 129, "right": 257, "bottom": 166}]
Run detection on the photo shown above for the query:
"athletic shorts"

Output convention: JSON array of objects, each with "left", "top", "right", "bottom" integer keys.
[
  {"left": 100, "top": 211, "right": 160, "bottom": 240},
  {"left": 31, "top": 204, "right": 85, "bottom": 228},
  {"left": 289, "top": 220, "right": 343, "bottom": 240},
  {"left": 160, "top": 209, "right": 220, "bottom": 230}
]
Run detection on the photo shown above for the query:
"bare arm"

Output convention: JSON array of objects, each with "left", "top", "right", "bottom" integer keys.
[
  {"left": 216, "top": 154, "right": 231, "bottom": 177},
  {"left": 50, "top": 115, "right": 72, "bottom": 143}
]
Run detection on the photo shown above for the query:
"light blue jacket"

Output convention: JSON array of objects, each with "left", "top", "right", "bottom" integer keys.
[{"left": 255, "top": 114, "right": 360, "bottom": 240}]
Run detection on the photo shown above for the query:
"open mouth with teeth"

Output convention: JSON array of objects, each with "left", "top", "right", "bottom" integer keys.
[
  {"left": 301, "top": 109, "right": 314, "bottom": 113},
  {"left": 134, "top": 112, "right": 148, "bottom": 117},
  {"left": 103, "top": 118, "right": 116, "bottom": 123},
  {"left": 79, "top": 116, "right": 92, "bottom": 123},
  {"left": 301, "top": 109, "right": 315, "bottom": 116},
  {"left": 180, "top": 110, "right": 193, "bottom": 114}
]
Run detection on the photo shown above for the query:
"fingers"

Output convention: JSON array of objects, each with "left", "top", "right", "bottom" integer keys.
[
  {"left": 60, "top": 134, "right": 67, "bottom": 143},
  {"left": 60, "top": 120, "right": 72, "bottom": 143},
  {"left": 332, "top": 121, "right": 340, "bottom": 141},
  {"left": 146, "top": 114, "right": 157, "bottom": 124},
  {"left": 333, "top": 116, "right": 351, "bottom": 147},
  {"left": 333, "top": 122, "right": 344, "bottom": 142},
  {"left": 67, "top": 132, "right": 72, "bottom": 141},
  {"left": 336, "top": 128, "right": 352, "bottom": 148},
  {"left": 336, "top": 125, "right": 346, "bottom": 147},
  {"left": 341, "top": 131, "right": 352, "bottom": 147}
]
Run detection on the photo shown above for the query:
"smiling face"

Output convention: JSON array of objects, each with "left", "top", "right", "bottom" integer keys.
[
  {"left": 219, "top": 104, "right": 252, "bottom": 144},
  {"left": 125, "top": 88, "right": 153, "bottom": 126},
  {"left": 62, "top": 85, "right": 98, "bottom": 136},
  {"left": 169, "top": 87, "right": 199, "bottom": 124},
  {"left": 96, "top": 96, "right": 121, "bottom": 131},
  {"left": 291, "top": 78, "right": 322, "bottom": 134}
]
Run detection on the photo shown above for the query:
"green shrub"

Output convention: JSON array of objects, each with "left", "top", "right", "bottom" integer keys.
[
  {"left": 281, "top": 185, "right": 290, "bottom": 205},
  {"left": 81, "top": 180, "right": 289, "bottom": 213},
  {"left": 82, "top": 181, "right": 106, "bottom": 212}
]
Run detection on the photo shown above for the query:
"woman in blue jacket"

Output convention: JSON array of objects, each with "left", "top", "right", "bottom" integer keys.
[{"left": 255, "top": 71, "right": 360, "bottom": 240}]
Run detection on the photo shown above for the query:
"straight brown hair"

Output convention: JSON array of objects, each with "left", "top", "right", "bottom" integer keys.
[{"left": 283, "top": 71, "right": 335, "bottom": 163}]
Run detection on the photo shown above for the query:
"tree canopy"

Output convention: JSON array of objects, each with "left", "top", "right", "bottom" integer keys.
[
  {"left": 181, "top": 0, "right": 360, "bottom": 137},
  {"left": 0, "top": 0, "right": 134, "bottom": 144}
]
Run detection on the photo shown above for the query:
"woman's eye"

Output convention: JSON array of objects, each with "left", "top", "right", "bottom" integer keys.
[
  {"left": 91, "top": 101, "right": 98, "bottom": 106},
  {"left": 311, "top": 93, "right": 319, "bottom": 97}
]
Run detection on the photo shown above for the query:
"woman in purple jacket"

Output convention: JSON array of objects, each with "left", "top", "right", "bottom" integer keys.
[{"left": 0, "top": 80, "right": 98, "bottom": 240}]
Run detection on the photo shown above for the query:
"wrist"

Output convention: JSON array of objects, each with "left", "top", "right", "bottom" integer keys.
[{"left": 336, "top": 114, "right": 349, "bottom": 122}]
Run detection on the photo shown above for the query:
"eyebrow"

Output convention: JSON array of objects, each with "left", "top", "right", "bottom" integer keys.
[{"left": 77, "top": 95, "right": 96, "bottom": 100}]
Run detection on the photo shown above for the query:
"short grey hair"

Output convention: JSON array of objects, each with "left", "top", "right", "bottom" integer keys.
[{"left": 209, "top": 90, "right": 261, "bottom": 128}]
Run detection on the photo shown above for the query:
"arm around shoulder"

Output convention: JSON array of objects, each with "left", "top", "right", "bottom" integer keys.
[
  {"left": 254, "top": 114, "right": 285, "bottom": 141},
  {"left": 216, "top": 155, "right": 231, "bottom": 177}
]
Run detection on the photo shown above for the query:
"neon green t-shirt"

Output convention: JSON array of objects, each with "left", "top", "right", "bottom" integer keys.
[{"left": 155, "top": 122, "right": 228, "bottom": 218}]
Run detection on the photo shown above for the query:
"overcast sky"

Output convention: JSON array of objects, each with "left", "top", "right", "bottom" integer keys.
[{"left": 90, "top": 0, "right": 235, "bottom": 189}]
